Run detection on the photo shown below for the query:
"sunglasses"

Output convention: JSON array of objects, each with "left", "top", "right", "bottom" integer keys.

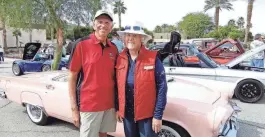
[{"left": 124, "top": 26, "right": 144, "bottom": 31}]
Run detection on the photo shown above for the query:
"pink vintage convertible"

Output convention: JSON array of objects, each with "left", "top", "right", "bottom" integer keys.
[{"left": 0, "top": 71, "right": 241, "bottom": 137}]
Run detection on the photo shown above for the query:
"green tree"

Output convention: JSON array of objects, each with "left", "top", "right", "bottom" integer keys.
[
  {"left": 73, "top": 26, "right": 93, "bottom": 39},
  {"left": 161, "top": 24, "right": 168, "bottom": 33},
  {"left": 178, "top": 12, "right": 214, "bottom": 38},
  {"left": 0, "top": 0, "right": 19, "bottom": 52},
  {"left": 113, "top": 0, "right": 127, "bottom": 30},
  {"left": 228, "top": 29, "right": 244, "bottom": 40},
  {"left": 154, "top": 25, "right": 162, "bottom": 33},
  {"left": 227, "top": 19, "right": 236, "bottom": 26},
  {"left": 237, "top": 17, "right": 245, "bottom": 29},
  {"left": 13, "top": 0, "right": 110, "bottom": 70},
  {"left": 205, "top": 25, "right": 247, "bottom": 41},
  {"left": 204, "top": 0, "right": 234, "bottom": 30},
  {"left": 244, "top": 0, "right": 255, "bottom": 44}
]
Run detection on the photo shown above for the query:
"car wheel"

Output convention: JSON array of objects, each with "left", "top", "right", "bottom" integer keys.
[
  {"left": 26, "top": 103, "right": 48, "bottom": 125},
  {"left": 42, "top": 65, "right": 51, "bottom": 72},
  {"left": 158, "top": 121, "right": 190, "bottom": 137},
  {"left": 235, "top": 79, "right": 264, "bottom": 103},
  {"left": 12, "top": 63, "right": 22, "bottom": 76}
]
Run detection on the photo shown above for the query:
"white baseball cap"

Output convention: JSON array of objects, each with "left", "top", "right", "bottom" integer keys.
[{"left": 94, "top": 10, "right": 113, "bottom": 21}]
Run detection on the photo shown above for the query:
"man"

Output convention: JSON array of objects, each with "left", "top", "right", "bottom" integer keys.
[
  {"left": 68, "top": 10, "right": 118, "bottom": 137},
  {"left": 111, "top": 31, "right": 124, "bottom": 53},
  {"left": 115, "top": 22, "right": 168, "bottom": 137},
  {"left": 0, "top": 45, "right": 4, "bottom": 63},
  {"left": 250, "top": 34, "right": 265, "bottom": 68}
]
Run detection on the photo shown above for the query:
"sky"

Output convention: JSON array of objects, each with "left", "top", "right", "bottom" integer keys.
[{"left": 111, "top": 0, "right": 265, "bottom": 35}]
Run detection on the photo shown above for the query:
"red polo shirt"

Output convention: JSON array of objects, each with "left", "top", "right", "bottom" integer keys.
[{"left": 69, "top": 33, "right": 118, "bottom": 112}]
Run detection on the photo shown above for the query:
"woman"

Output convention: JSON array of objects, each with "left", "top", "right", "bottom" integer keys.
[{"left": 115, "top": 22, "right": 168, "bottom": 137}]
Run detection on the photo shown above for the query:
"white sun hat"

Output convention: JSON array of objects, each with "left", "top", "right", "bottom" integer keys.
[{"left": 117, "top": 21, "right": 152, "bottom": 43}]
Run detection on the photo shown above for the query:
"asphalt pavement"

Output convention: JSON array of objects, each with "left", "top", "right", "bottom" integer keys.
[{"left": 1, "top": 58, "right": 265, "bottom": 137}]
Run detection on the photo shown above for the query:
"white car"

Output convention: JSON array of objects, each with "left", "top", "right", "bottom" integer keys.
[{"left": 162, "top": 44, "right": 265, "bottom": 103}]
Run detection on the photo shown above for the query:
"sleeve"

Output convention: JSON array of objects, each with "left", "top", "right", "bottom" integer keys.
[
  {"left": 153, "top": 57, "right": 168, "bottom": 120},
  {"left": 69, "top": 42, "right": 82, "bottom": 72}
]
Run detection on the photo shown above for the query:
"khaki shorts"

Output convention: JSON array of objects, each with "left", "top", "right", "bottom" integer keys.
[{"left": 80, "top": 108, "right": 117, "bottom": 137}]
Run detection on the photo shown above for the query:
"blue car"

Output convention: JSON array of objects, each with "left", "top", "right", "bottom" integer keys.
[{"left": 12, "top": 43, "right": 69, "bottom": 76}]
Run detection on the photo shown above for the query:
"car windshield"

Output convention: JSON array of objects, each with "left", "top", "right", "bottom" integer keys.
[{"left": 189, "top": 44, "right": 219, "bottom": 68}]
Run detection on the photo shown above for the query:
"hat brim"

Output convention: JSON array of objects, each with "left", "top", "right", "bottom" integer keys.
[
  {"left": 94, "top": 13, "right": 113, "bottom": 21},
  {"left": 117, "top": 31, "right": 152, "bottom": 42}
]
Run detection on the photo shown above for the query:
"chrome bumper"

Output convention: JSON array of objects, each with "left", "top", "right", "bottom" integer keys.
[
  {"left": 218, "top": 101, "right": 241, "bottom": 137},
  {"left": 218, "top": 115, "right": 238, "bottom": 137},
  {"left": 0, "top": 90, "right": 6, "bottom": 98}
]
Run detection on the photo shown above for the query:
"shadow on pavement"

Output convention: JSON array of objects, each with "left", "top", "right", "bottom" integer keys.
[
  {"left": 238, "top": 119, "right": 264, "bottom": 137},
  {"left": 255, "top": 94, "right": 265, "bottom": 104}
]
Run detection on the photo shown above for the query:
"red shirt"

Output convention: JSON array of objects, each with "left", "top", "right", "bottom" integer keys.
[{"left": 69, "top": 33, "right": 118, "bottom": 112}]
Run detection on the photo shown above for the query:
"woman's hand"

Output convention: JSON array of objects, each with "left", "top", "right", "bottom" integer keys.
[{"left": 152, "top": 118, "right": 162, "bottom": 133}]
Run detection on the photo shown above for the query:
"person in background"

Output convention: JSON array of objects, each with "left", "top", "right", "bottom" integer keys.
[
  {"left": 111, "top": 31, "right": 124, "bottom": 53},
  {"left": 250, "top": 34, "right": 265, "bottom": 68},
  {"left": 115, "top": 22, "right": 168, "bottom": 137},
  {"left": 0, "top": 45, "right": 4, "bottom": 63},
  {"left": 45, "top": 44, "right": 54, "bottom": 59},
  {"left": 261, "top": 35, "right": 265, "bottom": 43}
]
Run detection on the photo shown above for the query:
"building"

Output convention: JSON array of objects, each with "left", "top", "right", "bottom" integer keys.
[
  {"left": 0, "top": 24, "right": 46, "bottom": 48},
  {"left": 153, "top": 33, "right": 171, "bottom": 43}
]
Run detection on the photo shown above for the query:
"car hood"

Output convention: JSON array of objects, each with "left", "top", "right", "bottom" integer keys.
[
  {"left": 226, "top": 44, "right": 265, "bottom": 68},
  {"left": 166, "top": 76, "right": 221, "bottom": 104},
  {"left": 22, "top": 43, "right": 41, "bottom": 60}
]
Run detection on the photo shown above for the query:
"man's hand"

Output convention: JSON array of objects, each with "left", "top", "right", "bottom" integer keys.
[
  {"left": 152, "top": 118, "right": 162, "bottom": 133},
  {"left": 116, "top": 112, "right": 123, "bottom": 123},
  {"left": 72, "top": 108, "right": 80, "bottom": 128}
]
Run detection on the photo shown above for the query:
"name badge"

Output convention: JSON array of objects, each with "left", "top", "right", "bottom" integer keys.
[{"left": 144, "top": 65, "right": 154, "bottom": 70}]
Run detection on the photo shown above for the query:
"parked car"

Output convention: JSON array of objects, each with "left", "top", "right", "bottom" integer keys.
[
  {"left": 204, "top": 39, "right": 245, "bottom": 64},
  {"left": 161, "top": 43, "right": 265, "bottom": 103},
  {"left": 150, "top": 39, "right": 245, "bottom": 64},
  {"left": 12, "top": 42, "right": 69, "bottom": 76},
  {"left": 0, "top": 71, "right": 240, "bottom": 137}
]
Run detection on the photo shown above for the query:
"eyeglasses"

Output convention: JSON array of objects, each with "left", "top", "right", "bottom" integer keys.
[{"left": 124, "top": 26, "right": 144, "bottom": 31}]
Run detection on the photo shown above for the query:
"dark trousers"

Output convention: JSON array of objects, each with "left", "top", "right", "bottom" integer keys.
[
  {"left": 123, "top": 116, "right": 158, "bottom": 137},
  {"left": 0, "top": 52, "right": 4, "bottom": 62}
]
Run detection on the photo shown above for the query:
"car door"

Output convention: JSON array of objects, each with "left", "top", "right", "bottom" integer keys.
[
  {"left": 215, "top": 68, "right": 244, "bottom": 83},
  {"left": 24, "top": 60, "right": 44, "bottom": 72},
  {"left": 162, "top": 56, "right": 216, "bottom": 80},
  {"left": 41, "top": 75, "right": 72, "bottom": 120}
]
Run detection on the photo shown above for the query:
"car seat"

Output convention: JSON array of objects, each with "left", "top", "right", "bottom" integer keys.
[{"left": 169, "top": 54, "right": 186, "bottom": 67}]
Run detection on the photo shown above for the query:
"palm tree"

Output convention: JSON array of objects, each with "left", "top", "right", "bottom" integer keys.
[
  {"left": 113, "top": 0, "right": 127, "bottom": 30},
  {"left": 237, "top": 17, "right": 245, "bottom": 30},
  {"left": 244, "top": 0, "right": 255, "bottom": 44},
  {"left": 204, "top": 0, "right": 234, "bottom": 30}
]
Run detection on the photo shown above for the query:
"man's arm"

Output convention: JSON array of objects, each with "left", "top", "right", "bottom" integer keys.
[
  {"left": 68, "top": 41, "right": 82, "bottom": 110},
  {"left": 69, "top": 71, "right": 79, "bottom": 110},
  {"left": 154, "top": 57, "right": 168, "bottom": 120}
]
